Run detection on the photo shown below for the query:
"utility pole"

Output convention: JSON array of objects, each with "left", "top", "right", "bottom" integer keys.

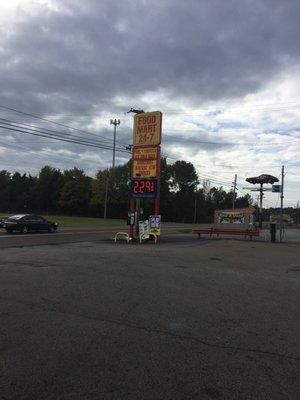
[
  {"left": 232, "top": 174, "right": 237, "bottom": 209},
  {"left": 280, "top": 165, "right": 285, "bottom": 242},
  {"left": 103, "top": 119, "right": 120, "bottom": 219},
  {"left": 111, "top": 119, "right": 120, "bottom": 168}
]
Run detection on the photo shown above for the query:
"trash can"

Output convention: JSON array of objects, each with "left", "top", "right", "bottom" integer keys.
[{"left": 269, "top": 223, "right": 276, "bottom": 242}]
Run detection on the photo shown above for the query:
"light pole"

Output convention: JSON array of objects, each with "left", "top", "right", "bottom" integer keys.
[
  {"left": 111, "top": 119, "right": 120, "bottom": 168},
  {"left": 103, "top": 119, "right": 120, "bottom": 219}
]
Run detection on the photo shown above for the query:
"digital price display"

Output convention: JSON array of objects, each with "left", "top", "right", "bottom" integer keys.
[{"left": 131, "top": 179, "right": 158, "bottom": 199}]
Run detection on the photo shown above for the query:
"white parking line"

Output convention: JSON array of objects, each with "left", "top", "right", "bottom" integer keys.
[{"left": 0, "top": 230, "right": 115, "bottom": 238}]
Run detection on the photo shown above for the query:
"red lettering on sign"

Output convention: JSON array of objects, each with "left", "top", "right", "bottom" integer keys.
[{"left": 138, "top": 115, "right": 156, "bottom": 125}]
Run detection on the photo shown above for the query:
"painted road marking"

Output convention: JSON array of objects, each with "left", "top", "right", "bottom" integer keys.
[{"left": 0, "top": 230, "right": 117, "bottom": 238}]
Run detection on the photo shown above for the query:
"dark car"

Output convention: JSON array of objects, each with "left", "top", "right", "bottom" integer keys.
[{"left": 4, "top": 214, "right": 58, "bottom": 234}]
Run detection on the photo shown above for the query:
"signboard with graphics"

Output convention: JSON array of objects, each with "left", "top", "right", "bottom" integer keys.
[
  {"left": 133, "top": 146, "right": 158, "bottom": 160},
  {"left": 132, "top": 159, "right": 158, "bottom": 178},
  {"left": 133, "top": 111, "right": 162, "bottom": 147},
  {"left": 217, "top": 211, "right": 245, "bottom": 224},
  {"left": 272, "top": 185, "right": 282, "bottom": 193},
  {"left": 149, "top": 215, "right": 161, "bottom": 236},
  {"left": 214, "top": 207, "right": 255, "bottom": 230},
  {"left": 139, "top": 220, "right": 150, "bottom": 239}
]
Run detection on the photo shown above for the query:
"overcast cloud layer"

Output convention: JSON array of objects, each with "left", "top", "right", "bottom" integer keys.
[{"left": 0, "top": 0, "right": 299, "bottom": 207}]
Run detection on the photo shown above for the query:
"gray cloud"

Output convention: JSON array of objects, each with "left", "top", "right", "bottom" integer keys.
[
  {"left": 1, "top": 0, "right": 300, "bottom": 110},
  {"left": 0, "top": 0, "right": 299, "bottom": 177}
]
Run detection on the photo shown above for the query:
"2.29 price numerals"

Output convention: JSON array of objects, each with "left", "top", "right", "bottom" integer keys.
[{"left": 133, "top": 180, "right": 155, "bottom": 193}]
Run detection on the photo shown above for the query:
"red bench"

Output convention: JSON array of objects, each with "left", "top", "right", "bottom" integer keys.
[{"left": 192, "top": 227, "right": 260, "bottom": 240}]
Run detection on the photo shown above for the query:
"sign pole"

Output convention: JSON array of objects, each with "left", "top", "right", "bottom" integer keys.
[
  {"left": 136, "top": 198, "right": 141, "bottom": 237},
  {"left": 129, "top": 198, "right": 135, "bottom": 238},
  {"left": 154, "top": 145, "right": 161, "bottom": 216},
  {"left": 129, "top": 110, "right": 162, "bottom": 241}
]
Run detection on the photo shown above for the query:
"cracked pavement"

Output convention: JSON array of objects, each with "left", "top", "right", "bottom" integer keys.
[{"left": 0, "top": 238, "right": 299, "bottom": 399}]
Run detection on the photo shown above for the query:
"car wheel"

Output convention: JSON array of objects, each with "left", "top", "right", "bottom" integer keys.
[
  {"left": 6, "top": 229, "right": 13, "bottom": 233},
  {"left": 48, "top": 225, "right": 55, "bottom": 233},
  {"left": 21, "top": 226, "right": 29, "bottom": 234}
]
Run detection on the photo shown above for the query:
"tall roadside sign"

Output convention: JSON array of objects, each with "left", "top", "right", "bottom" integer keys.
[
  {"left": 133, "top": 111, "right": 162, "bottom": 147},
  {"left": 128, "top": 111, "right": 162, "bottom": 239}
]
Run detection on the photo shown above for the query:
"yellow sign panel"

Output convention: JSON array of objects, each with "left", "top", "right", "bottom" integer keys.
[
  {"left": 133, "top": 146, "right": 158, "bottom": 160},
  {"left": 133, "top": 111, "right": 162, "bottom": 146},
  {"left": 132, "top": 159, "right": 157, "bottom": 178}
]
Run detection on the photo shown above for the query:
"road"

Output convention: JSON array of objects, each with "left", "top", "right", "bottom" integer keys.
[
  {"left": 0, "top": 238, "right": 299, "bottom": 399},
  {"left": 0, "top": 227, "right": 120, "bottom": 248},
  {"left": 0, "top": 224, "right": 299, "bottom": 249},
  {"left": 0, "top": 223, "right": 200, "bottom": 249}
]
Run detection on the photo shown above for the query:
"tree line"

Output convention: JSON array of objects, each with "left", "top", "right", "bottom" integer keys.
[{"left": 0, "top": 159, "right": 253, "bottom": 222}]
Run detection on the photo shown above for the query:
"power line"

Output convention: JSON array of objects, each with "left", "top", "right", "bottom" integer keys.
[
  {"left": 0, "top": 104, "right": 128, "bottom": 148},
  {"left": 0, "top": 123, "right": 126, "bottom": 152},
  {"left": 1, "top": 105, "right": 299, "bottom": 154},
  {"left": 163, "top": 153, "right": 241, "bottom": 187},
  {"left": 0, "top": 140, "right": 98, "bottom": 165},
  {"left": 0, "top": 117, "right": 127, "bottom": 151},
  {"left": 0, "top": 124, "right": 131, "bottom": 154}
]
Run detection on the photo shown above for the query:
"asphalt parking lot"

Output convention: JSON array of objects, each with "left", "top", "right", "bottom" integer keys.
[
  {"left": 0, "top": 236, "right": 299, "bottom": 400},
  {"left": 0, "top": 225, "right": 299, "bottom": 249}
]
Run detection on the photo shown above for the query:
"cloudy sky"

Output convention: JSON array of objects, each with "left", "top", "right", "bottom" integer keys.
[{"left": 0, "top": 0, "right": 299, "bottom": 207}]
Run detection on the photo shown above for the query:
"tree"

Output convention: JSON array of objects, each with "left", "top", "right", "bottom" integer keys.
[
  {"left": 0, "top": 170, "right": 11, "bottom": 212},
  {"left": 9, "top": 172, "right": 32, "bottom": 213},
  {"left": 205, "top": 187, "right": 227, "bottom": 221},
  {"left": 194, "top": 187, "right": 208, "bottom": 223},
  {"left": 169, "top": 160, "right": 198, "bottom": 192},
  {"left": 159, "top": 157, "right": 174, "bottom": 221},
  {"left": 169, "top": 160, "right": 199, "bottom": 222},
  {"left": 91, "top": 168, "right": 109, "bottom": 216},
  {"left": 38, "top": 166, "right": 63, "bottom": 213},
  {"left": 91, "top": 162, "right": 131, "bottom": 218},
  {"left": 24, "top": 174, "right": 39, "bottom": 212},
  {"left": 59, "top": 168, "right": 92, "bottom": 215},
  {"left": 235, "top": 193, "right": 252, "bottom": 208}
]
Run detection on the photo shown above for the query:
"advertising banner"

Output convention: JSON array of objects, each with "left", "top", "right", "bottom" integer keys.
[
  {"left": 132, "top": 159, "right": 158, "bottom": 178},
  {"left": 139, "top": 220, "right": 150, "bottom": 239},
  {"left": 133, "top": 111, "right": 162, "bottom": 147},
  {"left": 133, "top": 146, "right": 158, "bottom": 160},
  {"left": 149, "top": 215, "right": 161, "bottom": 235},
  {"left": 218, "top": 212, "right": 245, "bottom": 224}
]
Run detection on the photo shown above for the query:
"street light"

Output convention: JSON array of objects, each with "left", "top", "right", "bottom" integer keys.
[{"left": 110, "top": 119, "right": 120, "bottom": 168}]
